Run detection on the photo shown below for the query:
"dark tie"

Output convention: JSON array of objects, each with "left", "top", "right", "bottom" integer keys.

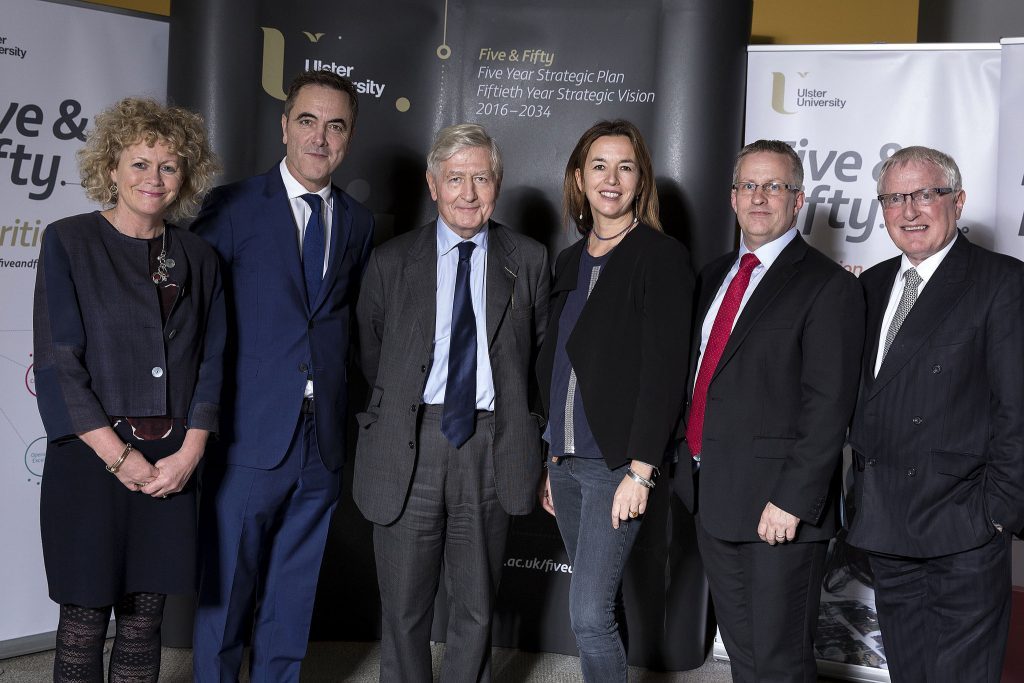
[
  {"left": 685, "top": 253, "right": 760, "bottom": 459},
  {"left": 301, "top": 193, "right": 325, "bottom": 303},
  {"left": 881, "top": 267, "right": 923, "bottom": 363},
  {"left": 442, "top": 241, "right": 477, "bottom": 448}
]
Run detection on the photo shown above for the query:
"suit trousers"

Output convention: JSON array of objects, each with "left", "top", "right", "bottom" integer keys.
[
  {"left": 868, "top": 531, "right": 1011, "bottom": 683},
  {"left": 696, "top": 518, "right": 827, "bottom": 683},
  {"left": 373, "top": 405, "right": 509, "bottom": 683},
  {"left": 194, "top": 412, "right": 339, "bottom": 683}
]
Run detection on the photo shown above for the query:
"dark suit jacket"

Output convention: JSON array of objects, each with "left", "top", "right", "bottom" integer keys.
[
  {"left": 535, "top": 224, "right": 694, "bottom": 469},
  {"left": 674, "top": 233, "right": 865, "bottom": 543},
  {"left": 352, "top": 220, "right": 550, "bottom": 525},
  {"left": 847, "top": 235, "right": 1024, "bottom": 558},
  {"left": 34, "top": 212, "right": 224, "bottom": 440},
  {"left": 193, "top": 166, "right": 374, "bottom": 471}
]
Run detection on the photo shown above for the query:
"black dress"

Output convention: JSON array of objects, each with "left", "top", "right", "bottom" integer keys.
[{"left": 39, "top": 230, "right": 198, "bottom": 607}]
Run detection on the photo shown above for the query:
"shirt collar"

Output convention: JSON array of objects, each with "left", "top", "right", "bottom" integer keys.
[
  {"left": 898, "top": 231, "right": 958, "bottom": 286},
  {"left": 436, "top": 217, "right": 489, "bottom": 256},
  {"left": 739, "top": 226, "right": 797, "bottom": 270},
  {"left": 279, "top": 159, "right": 332, "bottom": 203}
]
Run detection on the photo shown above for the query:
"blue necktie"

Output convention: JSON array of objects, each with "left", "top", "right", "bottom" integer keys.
[
  {"left": 442, "top": 241, "right": 477, "bottom": 448},
  {"left": 301, "top": 193, "right": 325, "bottom": 303}
]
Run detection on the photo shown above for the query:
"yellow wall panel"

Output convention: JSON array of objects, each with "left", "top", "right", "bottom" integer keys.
[
  {"left": 80, "top": 0, "right": 169, "bottom": 17},
  {"left": 752, "top": 0, "right": 918, "bottom": 44}
]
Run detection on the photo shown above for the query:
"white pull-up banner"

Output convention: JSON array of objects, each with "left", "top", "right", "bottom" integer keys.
[{"left": 0, "top": 0, "right": 167, "bottom": 656}]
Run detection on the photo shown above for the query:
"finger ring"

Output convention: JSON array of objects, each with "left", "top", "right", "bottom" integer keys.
[
  {"left": 161, "top": 495, "right": 168, "bottom": 499},
  {"left": 629, "top": 509, "right": 639, "bottom": 518}
]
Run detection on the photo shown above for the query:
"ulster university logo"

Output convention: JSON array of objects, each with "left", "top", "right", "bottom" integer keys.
[
  {"left": 771, "top": 71, "right": 798, "bottom": 115},
  {"left": 260, "top": 27, "right": 388, "bottom": 101}
]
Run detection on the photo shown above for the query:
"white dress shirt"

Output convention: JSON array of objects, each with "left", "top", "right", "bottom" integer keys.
[
  {"left": 279, "top": 159, "right": 334, "bottom": 398},
  {"left": 873, "top": 233, "right": 958, "bottom": 377},
  {"left": 693, "top": 227, "right": 799, "bottom": 394}
]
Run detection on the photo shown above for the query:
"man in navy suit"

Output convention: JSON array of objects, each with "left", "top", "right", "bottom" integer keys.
[
  {"left": 847, "top": 146, "right": 1024, "bottom": 682},
  {"left": 192, "top": 71, "right": 374, "bottom": 682}
]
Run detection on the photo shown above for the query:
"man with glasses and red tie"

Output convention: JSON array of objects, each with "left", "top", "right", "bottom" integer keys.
[
  {"left": 846, "top": 146, "right": 1024, "bottom": 682},
  {"left": 674, "top": 139, "right": 864, "bottom": 682}
]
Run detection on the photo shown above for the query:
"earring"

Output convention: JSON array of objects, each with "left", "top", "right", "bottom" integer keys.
[{"left": 109, "top": 183, "right": 118, "bottom": 197}]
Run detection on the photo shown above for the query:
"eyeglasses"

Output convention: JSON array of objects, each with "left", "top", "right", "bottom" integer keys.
[
  {"left": 731, "top": 181, "right": 801, "bottom": 196},
  {"left": 877, "top": 187, "right": 954, "bottom": 210}
]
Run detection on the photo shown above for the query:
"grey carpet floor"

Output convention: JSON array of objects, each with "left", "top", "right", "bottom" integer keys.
[{"left": 0, "top": 641, "right": 740, "bottom": 682}]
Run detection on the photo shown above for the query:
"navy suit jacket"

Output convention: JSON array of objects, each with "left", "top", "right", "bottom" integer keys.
[
  {"left": 193, "top": 166, "right": 374, "bottom": 471},
  {"left": 847, "top": 235, "right": 1024, "bottom": 557}
]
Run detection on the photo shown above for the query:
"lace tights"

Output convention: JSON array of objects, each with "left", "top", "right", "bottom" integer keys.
[{"left": 53, "top": 592, "right": 165, "bottom": 683}]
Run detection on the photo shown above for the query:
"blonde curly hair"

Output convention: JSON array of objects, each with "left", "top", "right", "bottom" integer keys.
[{"left": 77, "top": 97, "right": 219, "bottom": 221}]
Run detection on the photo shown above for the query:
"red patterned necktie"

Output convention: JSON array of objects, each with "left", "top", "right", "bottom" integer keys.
[{"left": 685, "top": 253, "right": 760, "bottom": 458}]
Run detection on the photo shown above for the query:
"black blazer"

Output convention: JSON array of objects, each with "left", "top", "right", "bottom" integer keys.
[
  {"left": 674, "top": 233, "right": 864, "bottom": 543},
  {"left": 536, "top": 224, "right": 694, "bottom": 470},
  {"left": 33, "top": 212, "right": 225, "bottom": 440},
  {"left": 847, "top": 235, "right": 1024, "bottom": 558}
]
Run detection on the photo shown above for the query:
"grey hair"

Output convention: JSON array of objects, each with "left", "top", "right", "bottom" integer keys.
[
  {"left": 732, "top": 139, "right": 804, "bottom": 188},
  {"left": 877, "top": 145, "right": 962, "bottom": 194},
  {"left": 427, "top": 123, "right": 503, "bottom": 187}
]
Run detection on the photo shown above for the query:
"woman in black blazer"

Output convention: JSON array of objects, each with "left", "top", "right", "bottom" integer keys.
[
  {"left": 33, "top": 98, "right": 222, "bottom": 683},
  {"left": 536, "top": 119, "right": 693, "bottom": 681}
]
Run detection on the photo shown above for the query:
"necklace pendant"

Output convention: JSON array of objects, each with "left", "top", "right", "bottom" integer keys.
[
  {"left": 162, "top": 257, "right": 175, "bottom": 269},
  {"left": 152, "top": 272, "right": 165, "bottom": 284}
]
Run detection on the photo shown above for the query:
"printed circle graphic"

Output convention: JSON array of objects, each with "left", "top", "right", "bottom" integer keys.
[
  {"left": 436, "top": 44, "right": 451, "bottom": 59},
  {"left": 345, "top": 179, "right": 371, "bottom": 203},
  {"left": 25, "top": 436, "right": 47, "bottom": 478},
  {"left": 395, "top": 97, "right": 411, "bottom": 112},
  {"left": 26, "top": 362, "right": 36, "bottom": 396}
]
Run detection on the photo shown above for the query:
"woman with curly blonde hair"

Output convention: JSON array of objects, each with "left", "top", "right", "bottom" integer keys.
[{"left": 33, "top": 97, "right": 223, "bottom": 683}]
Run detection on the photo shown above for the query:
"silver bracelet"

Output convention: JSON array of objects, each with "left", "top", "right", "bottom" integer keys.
[
  {"left": 106, "top": 442, "right": 133, "bottom": 474},
  {"left": 626, "top": 467, "right": 654, "bottom": 489}
]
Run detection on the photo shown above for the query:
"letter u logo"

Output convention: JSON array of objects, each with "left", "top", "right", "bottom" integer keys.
[
  {"left": 771, "top": 72, "right": 795, "bottom": 115},
  {"left": 260, "top": 27, "right": 287, "bottom": 101}
]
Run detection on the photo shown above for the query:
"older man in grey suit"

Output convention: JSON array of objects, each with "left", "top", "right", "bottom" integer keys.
[{"left": 353, "top": 123, "right": 549, "bottom": 682}]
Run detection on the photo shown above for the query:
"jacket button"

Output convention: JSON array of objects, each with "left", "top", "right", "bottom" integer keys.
[
  {"left": 151, "top": 366, "right": 163, "bottom": 378},
  {"left": 867, "top": 458, "right": 877, "bottom": 467},
  {"left": 912, "top": 416, "right": 923, "bottom": 425},
  {"left": 420, "top": 365, "right": 427, "bottom": 373},
  {"left": 299, "top": 362, "right": 308, "bottom": 373},
  {"left": 410, "top": 404, "right": 417, "bottom": 413},
  {"left": 931, "top": 364, "right": 941, "bottom": 374},
  {"left": 167, "top": 329, "right": 177, "bottom": 340},
  {"left": 408, "top": 441, "right": 415, "bottom": 449},
  {"left": 907, "top": 467, "right": 917, "bottom": 477}
]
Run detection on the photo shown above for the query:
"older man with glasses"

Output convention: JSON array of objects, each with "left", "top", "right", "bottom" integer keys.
[{"left": 845, "top": 145, "right": 1024, "bottom": 683}]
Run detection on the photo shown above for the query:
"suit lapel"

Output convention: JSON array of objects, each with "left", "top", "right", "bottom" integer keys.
[
  {"left": 261, "top": 169, "right": 307, "bottom": 306},
  {"left": 404, "top": 224, "right": 437, "bottom": 349},
  {"left": 711, "top": 235, "right": 806, "bottom": 381},
  {"left": 688, "top": 255, "right": 733, "bottom": 394},
  {"left": 310, "top": 187, "right": 352, "bottom": 314},
  {"left": 861, "top": 257, "right": 900, "bottom": 386},
  {"left": 485, "top": 222, "right": 516, "bottom": 347},
  {"left": 869, "top": 236, "right": 972, "bottom": 397}
]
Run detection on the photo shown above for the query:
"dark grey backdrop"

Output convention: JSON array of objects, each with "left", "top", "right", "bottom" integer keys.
[{"left": 167, "top": 0, "right": 751, "bottom": 670}]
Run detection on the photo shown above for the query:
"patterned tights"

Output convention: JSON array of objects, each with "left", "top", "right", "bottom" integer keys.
[{"left": 53, "top": 592, "right": 165, "bottom": 683}]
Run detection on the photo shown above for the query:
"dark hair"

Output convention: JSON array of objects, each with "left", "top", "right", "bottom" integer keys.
[
  {"left": 733, "top": 139, "right": 804, "bottom": 188},
  {"left": 283, "top": 71, "right": 359, "bottom": 126},
  {"left": 563, "top": 119, "right": 661, "bottom": 235}
]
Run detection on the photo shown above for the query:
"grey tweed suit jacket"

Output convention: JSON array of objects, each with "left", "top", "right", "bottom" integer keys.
[{"left": 353, "top": 220, "right": 550, "bottom": 525}]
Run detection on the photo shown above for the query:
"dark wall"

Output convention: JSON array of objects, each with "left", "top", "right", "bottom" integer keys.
[{"left": 918, "top": 0, "right": 1024, "bottom": 42}]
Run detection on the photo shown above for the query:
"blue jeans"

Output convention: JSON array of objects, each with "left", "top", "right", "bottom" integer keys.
[{"left": 547, "top": 455, "right": 643, "bottom": 682}]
